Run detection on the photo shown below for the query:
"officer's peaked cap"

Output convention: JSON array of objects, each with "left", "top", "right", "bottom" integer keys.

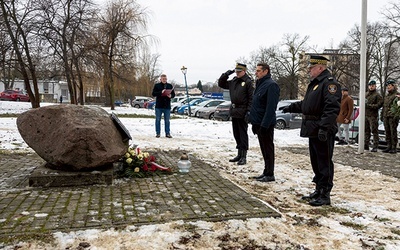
[
  {"left": 235, "top": 63, "right": 247, "bottom": 71},
  {"left": 309, "top": 55, "right": 329, "bottom": 65}
]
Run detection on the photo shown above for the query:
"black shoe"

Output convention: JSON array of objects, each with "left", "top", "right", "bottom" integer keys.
[
  {"left": 336, "top": 140, "right": 345, "bottom": 145},
  {"left": 156, "top": 134, "right": 160, "bottom": 138},
  {"left": 229, "top": 155, "right": 241, "bottom": 162},
  {"left": 237, "top": 150, "right": 247, "bottom": 165},
  {"left": 371, "top": 148, "right": 377, "bottom": 152},
  {"left": 256, "top": 176, "right": 275, "bottom": 182},
  {"left": 229, "top": 149, "right": 242, "bottom": 162},
  {"left": 309, "top": 197, "right": 331, "bottom": 206},
  {"left": 382, "top": 147, "right": 391, "bottom": 153},
  {"left": 166, "top": 134, "right": 172, "bottom": 138},
  {"left": 301, "top": 190, "right": 320, "bottom": 200},
  {"left": 237, "top": 157, "right": 246, "bottom": 165},
  {"left": 251, "top": 174, "right": 265, "bottom": 179},
  {"left": 309, "top": 189, "right": 331, "bottom": 206},
  {"left": 389, "top": 149, "right": 397, "bottom": 154}
]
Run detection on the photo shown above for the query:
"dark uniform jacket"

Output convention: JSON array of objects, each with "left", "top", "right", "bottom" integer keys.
[
  {"left": 218, "top": 73, "right": 254, "bottom": 118},
  {"left": 249, "top": 73, "right": 280, "bottom": 128},
  {"left": 366, "top": 89, "right": 383, "bottom": 117},
  {"left": 382, "top": 89, "right": 399, "bottom": 119},
  {"left": 152, "top": 82, "right": 176, "bottom": 109},
  {"left": 287, "top": 69, "right": 341, "bottom": 138}
]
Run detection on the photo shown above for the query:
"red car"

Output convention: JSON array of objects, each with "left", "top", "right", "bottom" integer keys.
[{"left": 0, "top": 90, "right": 30, "bottom": 102}]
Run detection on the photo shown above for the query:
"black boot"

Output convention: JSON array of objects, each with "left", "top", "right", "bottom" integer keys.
[
  {"left": 237, "top": 150, "right": 247, "bottom": 165},
  {"left": 382, "top": 146, "right": 392, "bottom": 153},
  {"left": 229, "top": 149, "right": 241, "bottom": 162},
  {"left": 301, "top": 189, "right": 320, "bottom": 201},
  {"left": 389, "top": 147, "right": 397, "bottom": 154},
  {"left": 309, "top": 189, "right": 331, "bottom": 206}
]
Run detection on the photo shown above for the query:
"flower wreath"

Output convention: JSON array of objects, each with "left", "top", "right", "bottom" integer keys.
[{"left": 117, "top": 146, "right": 171, "bottom": 178}]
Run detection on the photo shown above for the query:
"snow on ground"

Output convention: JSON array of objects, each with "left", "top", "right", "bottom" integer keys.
[{"left": 0, "top": 101, "right": 399, "bottom": 249}]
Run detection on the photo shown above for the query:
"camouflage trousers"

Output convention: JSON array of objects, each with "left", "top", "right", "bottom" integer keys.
[
  {"left": 365, "top": 116, "right": 379, "bottom": 147},
  {"left": 383, "top": 116, "right": 400, "bottom": 149}
]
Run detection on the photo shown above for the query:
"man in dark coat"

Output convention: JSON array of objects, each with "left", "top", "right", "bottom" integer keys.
[
  {"left": 282, "top": 55, "right": 341, "bottom": 206},
  {"left": 218, "top": 63, "right": 254, "bottom": 165},
  {"left": 152, "top": 74, "right": 175, "bottom": 138},
  {"left": 249, "top": 63, "right": 280, "bottom": 182}
]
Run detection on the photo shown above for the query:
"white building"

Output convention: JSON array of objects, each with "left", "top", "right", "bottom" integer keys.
[{"left": 0, "top": 79, "right": 69, "bottom": 103}]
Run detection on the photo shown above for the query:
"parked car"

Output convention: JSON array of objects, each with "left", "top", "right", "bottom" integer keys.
[
  {"left": 171, "top": 96, "right": 202, "bottom": 113},
  {"left": 348, "top": 107, "right": 400, "bottom": 150},
  {"left": 131, "top": 96, "right": 152, "bottom": 108},
  {"left": 0, "top": 89, "right": 30, "bottom": 102},
  {"left": 177, "top": 98, "right": 208, "bottom": 115},
  {"left": 171, "top": 96, "right": 186, "bottom": 103},
  {"left": 275, "top": 100, "right": 302, "bottom": 129},
  {"left": 114, "top": 100, "right": 124, "bottom": 106},
  {"left": 214, "top": 101, "right": 231, "bottom": 121},
  {"left": 143, "top": 98, "right": 155, "bottom": 109},
  {"left": 186, "top": 99, "right": 225, "bottom": 116},
  {"left": 194, "top": 100, "right": 226, "bottom": 119}
]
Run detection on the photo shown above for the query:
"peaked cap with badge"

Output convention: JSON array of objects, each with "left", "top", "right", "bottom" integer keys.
[
  {"left": 309, "top": 55, "right": 330, "bottom": 66},
  {"left": 235, "top": 63, "right": 247, "bottom": 71}
]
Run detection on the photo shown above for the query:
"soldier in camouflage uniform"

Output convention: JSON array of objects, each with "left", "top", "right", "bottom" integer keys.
[
  {"left": 365, "top": 80, "right": 383, "bottom": 152},
  {"left": 381, "top": 79, "right": 400, "bottom": 154}
]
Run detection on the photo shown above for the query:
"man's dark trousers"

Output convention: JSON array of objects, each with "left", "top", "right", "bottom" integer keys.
[
  {"left": 308, "top": 134, "right": 335, "bottom": 191},
  {"left": 232, "top": 118, "right": 248, "bottom": 150},
  {"left": 257, "top": 125, "right": 275, "bottom": 176}
]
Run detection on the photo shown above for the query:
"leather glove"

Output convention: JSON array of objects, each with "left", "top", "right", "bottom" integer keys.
[
  {"left": 318, "top": 129, "right": 328, "bottom": 142},
  {"left": 225, "top": 69, "right": 235, "bottom": 76},
  {"left": 282, "top": 106, "right": 290, "bottom": 113},
  {"left": 251, "top": 125, "right": 260, "bottom": 135},
  {"left": 245, "top": 111, "right": 250, "bottom": 123}
]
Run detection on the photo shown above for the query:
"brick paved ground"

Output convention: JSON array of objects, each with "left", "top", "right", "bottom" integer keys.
[{"left": 0, "top": 150, "right": 279, "bottom": 239}]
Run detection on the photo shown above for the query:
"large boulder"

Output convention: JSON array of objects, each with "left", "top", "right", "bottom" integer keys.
[{"left": 17, "top": 105, "right": 129, "bottom": 171}]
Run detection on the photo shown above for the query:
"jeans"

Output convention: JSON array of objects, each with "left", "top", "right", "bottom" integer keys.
[
  {"left": 336, "top": 123, "right": 349, "bottom": 142},
  {"left": 155, "top": 108, "right": 171, "bottom": 135}
]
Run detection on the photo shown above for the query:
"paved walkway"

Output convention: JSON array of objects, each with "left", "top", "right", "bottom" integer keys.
[{"left": 0, "top": 150, "right": 279, "bottom": 238}]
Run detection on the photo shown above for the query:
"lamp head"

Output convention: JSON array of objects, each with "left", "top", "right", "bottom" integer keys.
[{"left": 181, "top": 66, "right": 187, "bottom": 74}]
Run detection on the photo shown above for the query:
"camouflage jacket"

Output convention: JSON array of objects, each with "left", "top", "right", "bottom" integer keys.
[
  {"left": 365, "top": 89, "right": 383, "bottom": 117},
  {"left": 382, "top": 89, "right": 399, "bottom": 119}
]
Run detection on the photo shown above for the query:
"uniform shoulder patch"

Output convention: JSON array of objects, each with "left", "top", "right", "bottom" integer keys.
[{"left": 328, "top": 84, "right": 337, "bottom": 94}]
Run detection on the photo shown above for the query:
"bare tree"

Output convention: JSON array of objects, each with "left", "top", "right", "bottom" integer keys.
[
  {"left": 340, "top": 22, "right": 400, "bottom": 97},
  {"left": 95, "top": 0, "right": 150, "bottom": 110},
  {"left": 36, "top": 0, "right": 97, "bottom": 104},
  {"left": 0, "top": 0, "right": 41, "bottom": 107},
  {"left": 248, "top": 34, "right": 310, "bottom": 99}
]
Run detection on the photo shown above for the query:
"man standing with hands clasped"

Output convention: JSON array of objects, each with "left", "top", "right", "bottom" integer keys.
[
  {"left": 249, "top": 63, "right": 280, "bottom": 182},
  {"left": 282, "top": 55, "right": 341, "bottom": 206},
  {"left": 218, "top": 63, "right": 254, "bottom": 165}
]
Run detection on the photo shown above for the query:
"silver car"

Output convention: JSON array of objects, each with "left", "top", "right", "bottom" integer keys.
[
  {"left": 275, "top": 100, "right": 302, "bottom": 129},
  {"left": 131, "top": 96, "right": 152, "bottom": 108}
]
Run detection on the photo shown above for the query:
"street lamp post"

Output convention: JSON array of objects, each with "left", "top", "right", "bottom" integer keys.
[{"left": 181, "top": 66, "right": 191, "bottom": 116}]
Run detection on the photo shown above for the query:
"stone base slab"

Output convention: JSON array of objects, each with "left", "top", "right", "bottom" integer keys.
[{"left": 29, "top": 164, "right": 113, "bottom": 187}]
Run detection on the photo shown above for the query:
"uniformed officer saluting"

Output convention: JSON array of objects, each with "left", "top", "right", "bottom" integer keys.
[
  {"left": 218, "top": 63, "right": 254, "bottom": 165},
  {"left": 282, "top": 55, "right": 341, "bottom": 206}
]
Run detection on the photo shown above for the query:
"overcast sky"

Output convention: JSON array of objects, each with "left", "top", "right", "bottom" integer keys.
[{"left": 134, "top": 0, "right": 392, "bottom": 86}]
